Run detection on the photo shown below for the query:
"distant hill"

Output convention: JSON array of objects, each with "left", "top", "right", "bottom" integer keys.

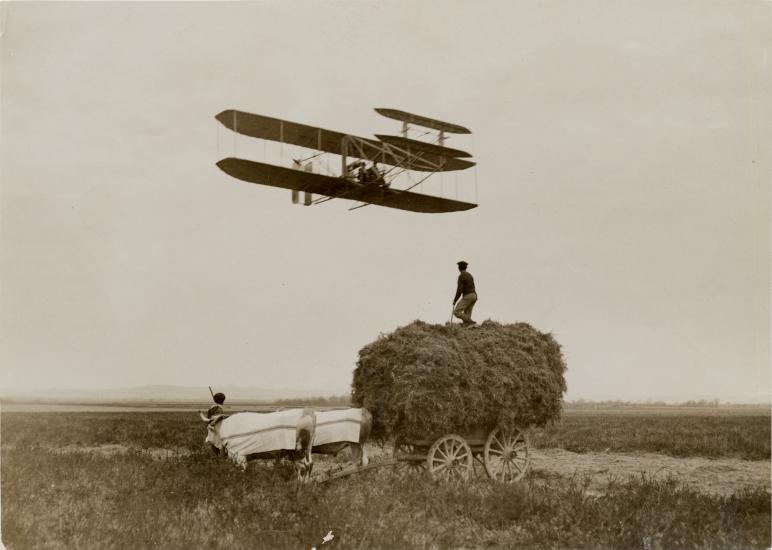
[
  {"left": 565, "top": 392, "right": 770, "bottom": 405},
  {"left": 0, "top": 385, "right": 349, "bottom": 403}
]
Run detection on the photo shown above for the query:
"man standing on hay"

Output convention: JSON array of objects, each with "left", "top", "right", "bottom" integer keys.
[{"left": 453, "top": 260, "right": 478, "bottom": 326}]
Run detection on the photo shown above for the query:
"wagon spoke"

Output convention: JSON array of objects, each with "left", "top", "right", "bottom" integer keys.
[
  {"left": 444, "top": 440, "right": 455, "bottom": 458},
  {"left": 440, "top": 440, "right": 452, "bottom": 459},
  {"left": 497, "top": 457, "right": 510, "bottom": 476},
  {"left": 426, "top": 435, "right": 473, "bottom": 482},
  {"left": 511, "top": 457, "right": 526, "bottom": 472},
  {"left": 441, "top": 440, "right": 453, "bottom": 456},
  {"left": 484, "top": 427, "right": 530, "bottom": 483},
  {"left": 449, "top": 440, "right": 461, "bottom": 458},
  {"left": 509, "top": 459, "right": 519, "bottom": 479},
  {"left": 394, "top": 440, "right": 427, "bottom": 473}
]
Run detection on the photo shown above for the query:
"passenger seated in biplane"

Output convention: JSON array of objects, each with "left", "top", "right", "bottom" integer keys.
[
  {"left": 364, "top": 163, "right": 387, "bottom": 187},
  {"left": 346, "top": 160, "right": 365, "bottom": 180},
  {"left": 349, "top": 161, "right": 386, "bottom": 186}
]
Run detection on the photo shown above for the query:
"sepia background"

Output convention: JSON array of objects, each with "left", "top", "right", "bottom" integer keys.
[{"left": 1, "top": 1, "right": 769, "bottom": 402}]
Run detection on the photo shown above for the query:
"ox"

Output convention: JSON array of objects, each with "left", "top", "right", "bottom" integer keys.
[
  {"left": 202, "top": 408, "right": 316, "bottom": 479},
  {"left": 312, "top": 408, "right": 372, "bottom": 466}
]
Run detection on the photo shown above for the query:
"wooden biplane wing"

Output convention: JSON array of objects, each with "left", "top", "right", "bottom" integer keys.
[
  {"left": 374, "top": 108, "right": 471, "bottom": 134},
  {"left": 216, "top": 157, "right": 476, "bottom": 213},
  {"left": 343, "top": 185, "right": 477, "bottom": 214},
  {"left": 215, "top": 110, "right": 474, "bottom": 172},
  {"left": 375, "top": 134, "right": 472, "bottom": 158},
  {"left": 216, "top": 109, "right": 367, "bottom": 155}
]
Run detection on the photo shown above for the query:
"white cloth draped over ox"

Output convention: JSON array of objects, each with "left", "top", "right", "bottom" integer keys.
[
  {"left": 208, "top": 410, "right": 309, "bottom": 456},
  {"left": 313, "top": 408, "right": 366, "bottom": 446}
]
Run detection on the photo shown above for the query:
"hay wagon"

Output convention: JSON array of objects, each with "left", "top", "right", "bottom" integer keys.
[
  {"left": 313, "top": 425, "right": 531, "bottom": 483},
  {"left": 350, "top": 320, "right": 565, "bottom": 484},
  {"left": 392, "top": 425, "right": 531, "bottom": 483}
]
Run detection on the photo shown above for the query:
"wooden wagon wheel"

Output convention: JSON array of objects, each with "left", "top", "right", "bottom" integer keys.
[
  {"left": 426, "top": 435, "right": 474, "bottom": 482},
  {"left": 483, "top": 427, "right": 530, "bottom": 482},
  {"left": 393, "top": 437, "right": 425, "bottom": 472}
]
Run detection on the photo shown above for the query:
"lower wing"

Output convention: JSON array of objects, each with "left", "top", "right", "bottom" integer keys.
[{"left": 216, "top": 158, "right": 477, "bottom": 214}]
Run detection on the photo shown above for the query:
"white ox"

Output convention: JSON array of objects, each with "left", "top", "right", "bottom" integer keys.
[
  {"left": 312, "top": 408, "right": 372, "bottom": 466},
  {"left": 202, "top": 408, "right": 316, "bottom": 477}
]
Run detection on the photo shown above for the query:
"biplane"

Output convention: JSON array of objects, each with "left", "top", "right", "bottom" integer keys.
[{"left": 215, "top": 108, "right": 477, "bottom": 213}]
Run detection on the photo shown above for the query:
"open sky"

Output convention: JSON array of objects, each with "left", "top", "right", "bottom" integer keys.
[{"left": 1, "top": 2, "right": 769, "bottom": 401}]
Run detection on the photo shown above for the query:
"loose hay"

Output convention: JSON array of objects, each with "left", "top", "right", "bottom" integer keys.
[{"left": 351, "top": 320, "right": 567, "bottom": 441}]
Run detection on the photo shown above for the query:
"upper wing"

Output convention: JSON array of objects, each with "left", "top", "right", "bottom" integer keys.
[
  {"left": 215, "top": 110, "right": 365, "bottom": 155},
  {"left": 215, "top": 110, "right": 474, "bottom": 172},
  {"left": 374, "top": 108, "right": 471, "bottom": 134},
  {"left": 375, "top": 134, "right": 472, "bottom": 158},
  {"left": 216, "top": 158, "right": 477, "bottom": 214}
]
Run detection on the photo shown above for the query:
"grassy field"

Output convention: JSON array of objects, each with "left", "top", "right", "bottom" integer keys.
[
  {"left": 1, "top": 410, "right": 770, "bottom": 549},
  {"left": 2, "top": 408, "right": 769, "bottom": 460},
  {"left": 531, "top": 413, "right": 771, "bottom": 460}
]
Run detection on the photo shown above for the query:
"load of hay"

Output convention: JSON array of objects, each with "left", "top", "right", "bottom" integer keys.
[{"left": 351, "top": 320, "right": 567, "bottom": 441}]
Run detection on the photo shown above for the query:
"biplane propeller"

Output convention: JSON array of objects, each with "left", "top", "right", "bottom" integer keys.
[{"left": 215, "top": 108, "right": 478, "bottom": 213}]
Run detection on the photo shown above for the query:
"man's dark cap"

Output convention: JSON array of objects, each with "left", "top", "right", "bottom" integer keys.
[
  {"left": 213, "top": 392, "right": 226, "bottom": 404},
  {"left": 457, "top": 261, "right": 468, "bottom": 268}
]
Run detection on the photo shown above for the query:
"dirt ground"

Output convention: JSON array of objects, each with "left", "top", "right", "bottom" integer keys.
[{"left": 530, "top": 448, "right": 771, "bottom": 497}]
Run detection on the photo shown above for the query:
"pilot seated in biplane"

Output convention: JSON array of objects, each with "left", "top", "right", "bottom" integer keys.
[
  {"left": 346, "top": 160, "right": 365, "bottom": 181},
  {"left": 364, "top": 163, "right": 388, "bottom": 187}
]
